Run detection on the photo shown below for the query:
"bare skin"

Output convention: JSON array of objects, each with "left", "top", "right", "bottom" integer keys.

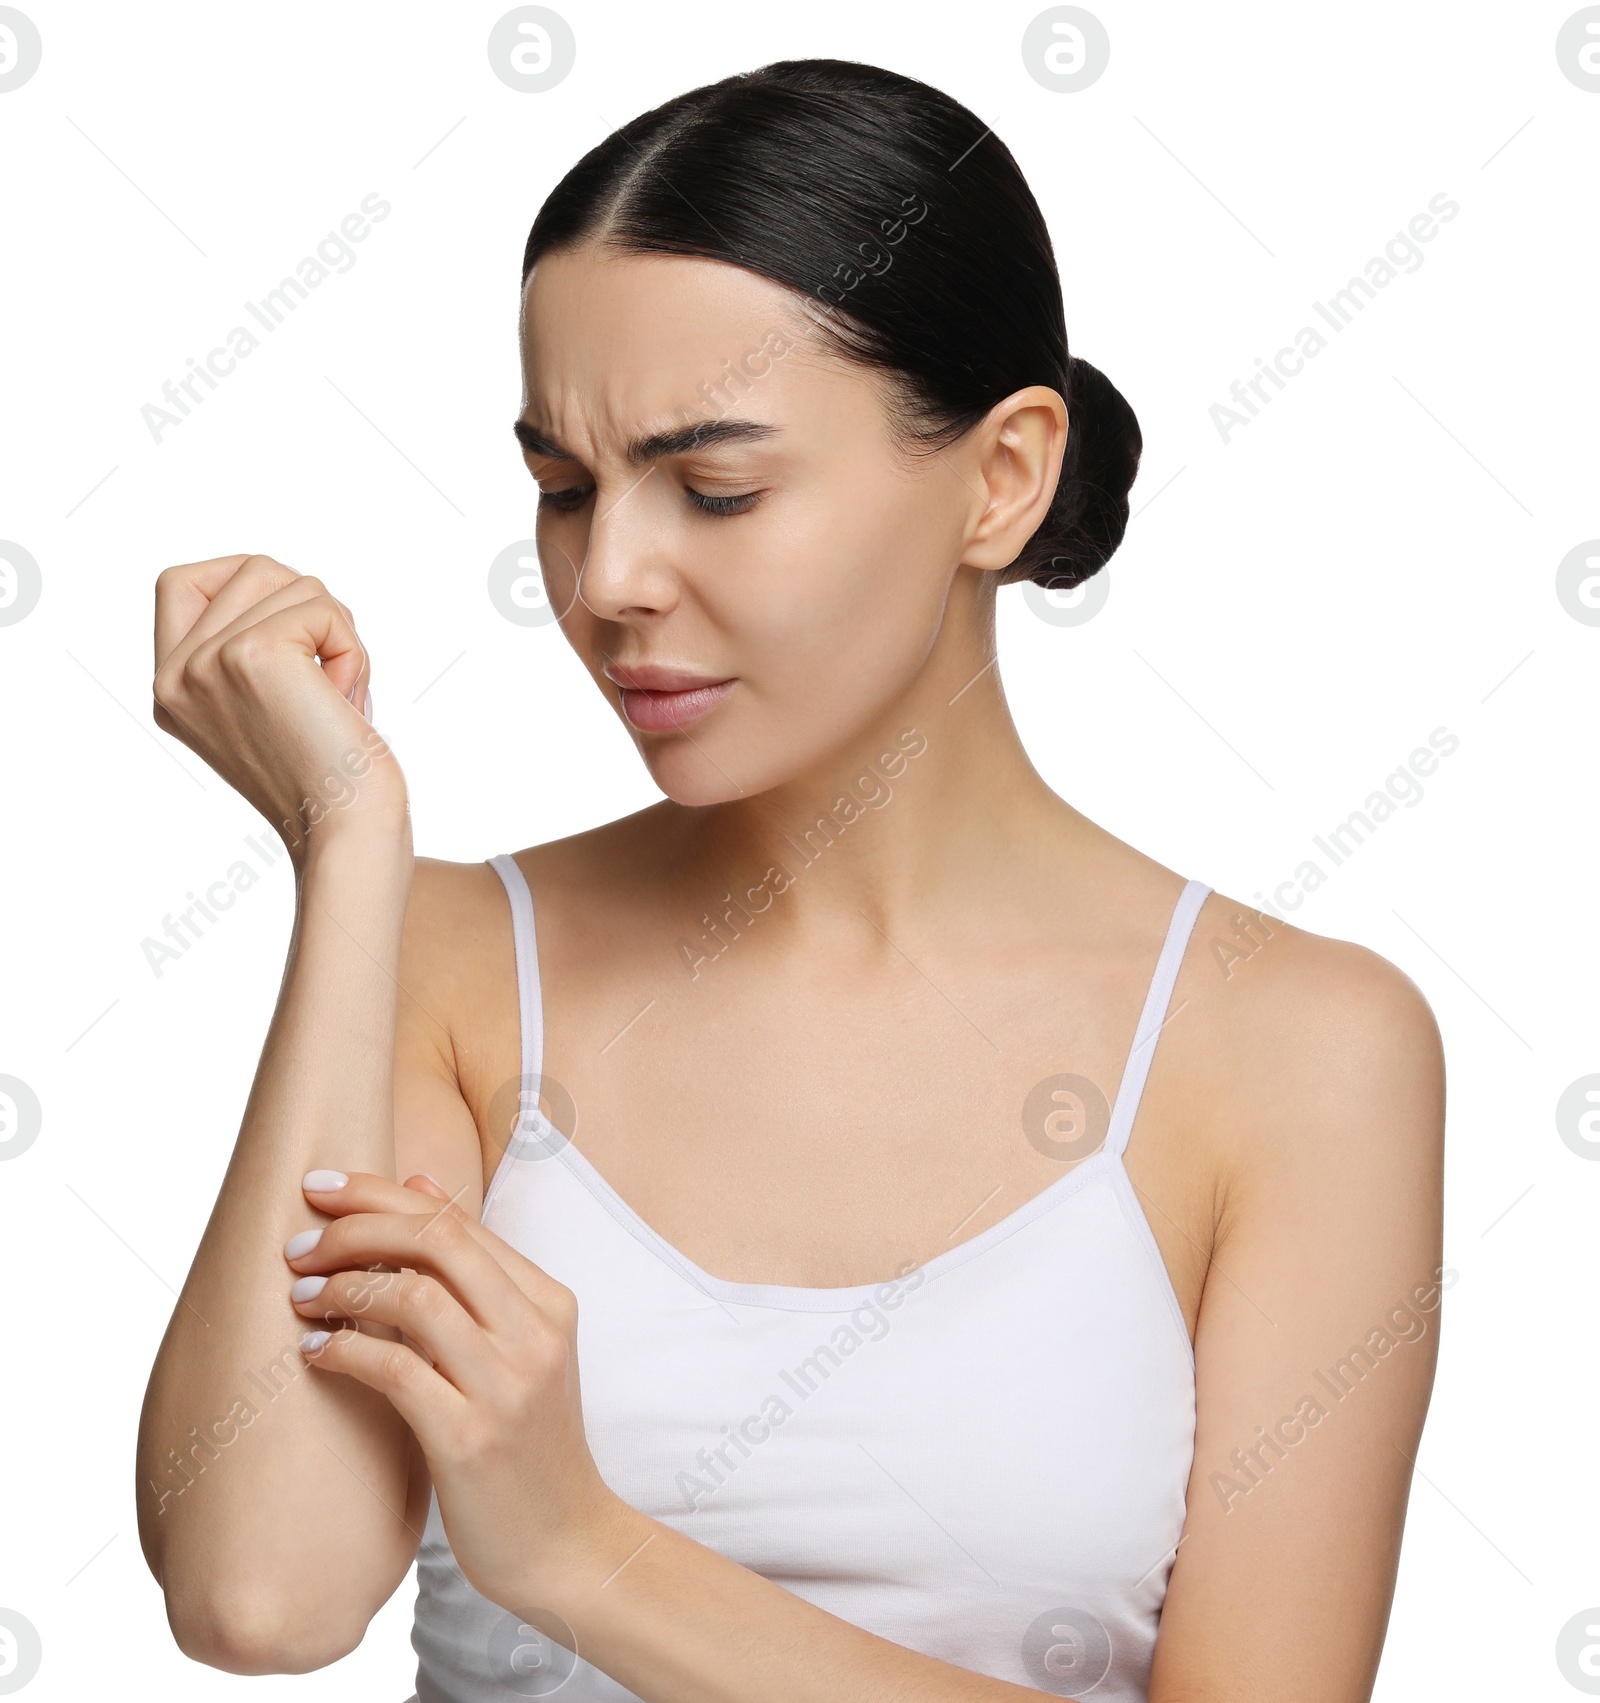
[{"left": 137, "top": 241, "right": 1444, "bottom": 1700}]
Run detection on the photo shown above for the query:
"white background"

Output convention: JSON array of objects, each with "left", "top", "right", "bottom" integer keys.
[{"left": 1, "top": 1, "right": 1596, "bottom": 1697}]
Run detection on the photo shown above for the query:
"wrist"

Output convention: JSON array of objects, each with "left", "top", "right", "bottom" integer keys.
[
  {"left": 279, "top": 729, "right": 411, "bottom": 870},
  {"left": 290, "top": 795, "right": 412, "bottom": 878},
  {"left": 525, "top": 1492, "right": 655, "bottom": 1633}
]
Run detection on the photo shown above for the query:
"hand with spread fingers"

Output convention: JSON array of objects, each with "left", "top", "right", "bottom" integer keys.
[{"left": 285, "top": 1169, "right": 625, "bottom": 1614}]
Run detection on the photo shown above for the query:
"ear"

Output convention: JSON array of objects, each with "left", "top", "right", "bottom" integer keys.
[{"left": 960, "top": 385, "right": 1068, "bottom": 573}]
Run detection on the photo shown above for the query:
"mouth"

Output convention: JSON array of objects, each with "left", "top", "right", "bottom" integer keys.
[{"left": 603, "top": 661, "right": 738, "bottom": 734}]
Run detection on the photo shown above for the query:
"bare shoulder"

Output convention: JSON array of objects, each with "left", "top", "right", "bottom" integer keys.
[
  {"left": 398, "top": 810, "right": 652, "bottom": 981},
  {"left": 1177, "top": 892, "right": 1445, "bottom": 1225},
  {"left": 1192, "top": 893, "right": 1443, "bottom": 1067},
  {"left": 394, "top": 811, "right": 661, "bottom": 1080},
  {"left": 397, "top": 856, "right": 510, "bottom": 1037}
]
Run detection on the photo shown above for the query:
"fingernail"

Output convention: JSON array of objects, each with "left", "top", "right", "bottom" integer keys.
[
  {"left": 300, "top": 1330, "right": 331, "bottom": 1354},
  {"left": 291, "top": 1274, "right": 329, "bottom": 1302},
  {"left": 284, "top": 1228, "right": 323, "bottom": 1260},
  {"left": 303, "top": 1170, "right": 348, "bottom": 1192},
  {"left": 362, "top": 687, "right": 373, "bottom": 721}
]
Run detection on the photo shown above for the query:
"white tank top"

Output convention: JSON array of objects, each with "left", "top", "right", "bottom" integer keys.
[{"left": 406, "top": 855, "right": 1210, "bottom": 1703}]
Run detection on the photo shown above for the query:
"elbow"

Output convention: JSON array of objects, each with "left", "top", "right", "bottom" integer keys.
[
  {"left": 136, "top": 1485, "right": 406, "bottom": 1674},
  {"left": 164, "top": 1588, "right": 367, "bottom": 1675}
]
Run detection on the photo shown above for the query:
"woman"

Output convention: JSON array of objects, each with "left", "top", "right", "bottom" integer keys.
[{"left": 136, "top": 58, "right": 1445, "bottom": 1702}]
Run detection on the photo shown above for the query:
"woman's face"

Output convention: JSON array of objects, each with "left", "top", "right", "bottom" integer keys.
[{"left": 515, "top": 243, "right": 995, "bottom": 806}]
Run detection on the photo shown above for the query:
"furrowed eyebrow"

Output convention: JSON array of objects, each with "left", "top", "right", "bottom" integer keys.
[{"left": 511, "top": 416, "right": 779, "bottom": 466}]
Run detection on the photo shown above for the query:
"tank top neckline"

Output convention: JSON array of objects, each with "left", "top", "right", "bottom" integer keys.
[{"left": 484, "top": 852, "right": 1212, "bottom": 1318}]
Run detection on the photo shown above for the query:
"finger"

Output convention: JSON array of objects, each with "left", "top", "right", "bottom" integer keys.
[
  {"left": 297, "top": 1171, "right": 569, "bottom": 1316},
  {"left": 331, "top": 596, "right": 371, "bottom": 713},
  {"left": 298, "top": 1169, "right": 469, "bottom": 1222},
  {"left": 404, "top": 1173, "right": 454, "bottom": 1202},
  {"left": 299, "top": 1323, "right": 464, "bottom": 1442},
  {"left": 154, "top": 554, "right": 293, "bottom": 672},
  {"left": 289, "top": 1207, "right": 531, "bottom": 1336},
  {"left": 292, "top": 1265, "right": 498, "bottom": 1395},
  {"left": 189, "top": 578, "right": 369, "bottom": 704},
  {"left": 285, "top": 1171, "right": 453, "bottom": 1271}
]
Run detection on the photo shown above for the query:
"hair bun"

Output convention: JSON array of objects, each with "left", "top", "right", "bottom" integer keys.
[{"left": 1011, "top": 354, "right": 1142, "bottom": 591}]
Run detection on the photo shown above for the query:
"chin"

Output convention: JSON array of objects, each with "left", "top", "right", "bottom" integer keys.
[
  {"left": 629, "top": 695, "right": 888, "bottom": 809},
  {"left": 633, "top": 713, "right": 836, "bottom": 806},
  {"left": 636, "top": 738, "right": 764, "bottom": 808}
]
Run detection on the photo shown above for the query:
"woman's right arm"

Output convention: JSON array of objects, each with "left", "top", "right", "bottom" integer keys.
[{"left": 133, "top": 554, "right": 482, "bottom": 1673}]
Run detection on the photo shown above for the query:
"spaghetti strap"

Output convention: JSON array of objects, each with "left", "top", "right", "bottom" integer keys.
[
  {"left": 487, "top": 852, "right": 544, "bottom": 1092},
  {"left": 1104, "top": 878, "right": 1211, "bottom": 1160}
]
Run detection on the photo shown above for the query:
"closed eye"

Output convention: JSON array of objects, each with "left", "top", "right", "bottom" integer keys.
[
  {"left": 686, "top": 488, "right": 761, "bottom": 517},
  {"left": 537, "top": 484, "right": 762, "bottom": 517}
]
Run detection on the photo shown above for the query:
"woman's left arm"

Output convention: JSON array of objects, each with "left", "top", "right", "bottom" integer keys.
[{"left": 1145, "top": 928, "right": 1446, "bottom": 1700}]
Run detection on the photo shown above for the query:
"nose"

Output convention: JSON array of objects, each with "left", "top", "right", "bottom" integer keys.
[{"left": 573, "top": 471, "right": 680, "bottom": 620}]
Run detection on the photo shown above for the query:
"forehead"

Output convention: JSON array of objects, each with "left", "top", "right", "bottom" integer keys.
[
  {"left": 522, "top": 245, "right": 801, "bottom": 364},
  {"left": 518, "top": 245, "right": 869, "bottom": 447}
]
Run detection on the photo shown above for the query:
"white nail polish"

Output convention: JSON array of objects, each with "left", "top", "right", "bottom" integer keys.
[
  {"left": 303, "top": 1170, "right": 348, "bottom": 1192},
  {"left": 291, "top": 1274, "right": 328, "bottom": 1302},
  {"left": 284, "top": 1228, "right": 323, "bottom": 1259},
  {"left": 362, "top": 686, "right": 373, "bottom": 722},
  {"left": 301, "top": 1330, "right": 331, "bottom": 1354}
]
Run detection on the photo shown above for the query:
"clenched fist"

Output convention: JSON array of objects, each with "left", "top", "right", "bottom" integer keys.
[{"left": 152, "top": 553, "right": 408, "bottom": 866}]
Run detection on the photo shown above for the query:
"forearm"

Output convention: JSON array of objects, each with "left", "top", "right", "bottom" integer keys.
[
  {"left": 136, "top": 816, "right": 417, "bottom": 1668},
  {"left": 544, "top": 1501, "right": 1051, "bottom": 1703}
]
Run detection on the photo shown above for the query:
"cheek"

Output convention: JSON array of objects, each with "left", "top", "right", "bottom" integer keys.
[
  {"left": 533, "top": 517, "right": 582, "bottom": 614},
  {"left": 727, "top": 490, "right": 951, "bottom": 701}
]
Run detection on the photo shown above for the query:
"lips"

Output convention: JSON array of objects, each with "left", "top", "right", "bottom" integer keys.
[{"left": 604, "top": 661, "right": 737, "bottom": 734}]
